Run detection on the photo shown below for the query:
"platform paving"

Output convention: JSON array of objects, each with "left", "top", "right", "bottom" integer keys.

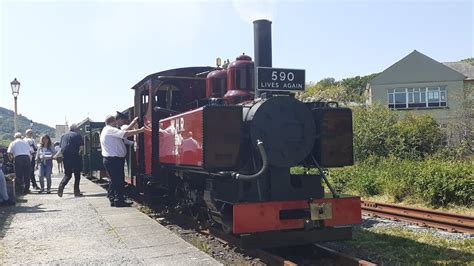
[{"left": 0, "top": 172, "right": 220, "bottom": 265}]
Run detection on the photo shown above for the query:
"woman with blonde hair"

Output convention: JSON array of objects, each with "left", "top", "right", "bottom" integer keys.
[{"left": 36, "top": 135, "right": 54, "bottom": 193}]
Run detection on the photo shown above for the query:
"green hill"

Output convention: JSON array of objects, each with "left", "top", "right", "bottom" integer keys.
[{"left": 0, "top": 107, "right": 55, "bottom": 147}]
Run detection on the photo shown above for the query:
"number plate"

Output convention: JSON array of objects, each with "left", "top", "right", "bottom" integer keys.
[
  {"left": 256, "top": 67, "right": 305, "bottom": 92},
  {"left": 310, "top": 202, "right": 332, "bottom": 220}
]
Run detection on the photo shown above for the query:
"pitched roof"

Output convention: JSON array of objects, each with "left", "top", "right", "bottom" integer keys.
[
  {"left": 443, "top": 62, "right": 474, "bottom": 80},
  {"left": 370, "top": 50, "right": 466, "bottom": 85}
]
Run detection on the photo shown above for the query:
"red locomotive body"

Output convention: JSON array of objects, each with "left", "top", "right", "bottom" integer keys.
[
  {"left": 120, "top": 19, "right": 361, "bottom": 248},
  {"left": 158, "top": 106, "right": 242, "bottom": 169},
  {"left": 159, "top": 109, "right": 203, "bottom": 167}
]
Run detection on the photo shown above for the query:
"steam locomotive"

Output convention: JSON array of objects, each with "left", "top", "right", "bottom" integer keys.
[{"left": 120, "top": 20, "right": 361, "bottom": 247}]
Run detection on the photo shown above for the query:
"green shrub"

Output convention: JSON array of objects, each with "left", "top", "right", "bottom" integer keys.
[
  {"left": 414, "top": 160, "right": 473, "bottom": 207},
  {"left": 352, "top": 105, "right": 398, "bottom": 161},
  {"left": 329, "top": 157, "right": 473, "bottom": 207},
  {"left": 389, "top": 114, "right": 444, "bottom": 160}
]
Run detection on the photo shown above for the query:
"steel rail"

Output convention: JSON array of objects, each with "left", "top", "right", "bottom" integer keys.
[
  {"left": 313, "top": 244, "right": 376, "bottom": 266},
  {"left": 202, "top": 227, "right": 375, "bottom": 265},
  {"left": 361, "top": 200, "right": 474, "bottom": 234}
]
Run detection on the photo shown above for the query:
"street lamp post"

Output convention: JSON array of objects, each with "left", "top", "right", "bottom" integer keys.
[{"left": 11, "top": 78, "right": 21, "bottom": 133}]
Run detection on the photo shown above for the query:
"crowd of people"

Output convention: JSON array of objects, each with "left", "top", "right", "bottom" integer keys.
[{"left": 0, "top": 111, "right": 144, "bottom": 208}]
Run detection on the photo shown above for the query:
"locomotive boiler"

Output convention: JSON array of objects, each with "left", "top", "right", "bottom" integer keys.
[{"left": 127, "top": 20, "right": 361, "bottom": 247}]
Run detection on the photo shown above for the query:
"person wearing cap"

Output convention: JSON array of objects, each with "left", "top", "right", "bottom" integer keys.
[
  {"left": 57, "top": 124, "right": 84, "bottom": 197},
  {"left": 24, "top": 129, "right": 40, "bottom": 190},
  {"left": 100, "top": 114, "right": 144, "bottom": 207},
  {"left": 7, "top": 133, "right": 32, "bottom": 194},
  {"left": 115, "top": 111, "right": 135, "bottom": 172}
]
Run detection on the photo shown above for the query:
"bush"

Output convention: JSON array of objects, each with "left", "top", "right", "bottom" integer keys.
[
  {"left": 352, "top": 105, "right": 446, "bottom": 161},
  {"left": 414, "top": 160, "right": 473, "bottom": 207},
  {"left": 389, "top": 114, "right": 444, "bottom": 160},
  {"left": 329, "top": 157, "right": 473, "bottom": 207},
  {"left": 352, "top": 105, "right": 398, "bottom": 161}
]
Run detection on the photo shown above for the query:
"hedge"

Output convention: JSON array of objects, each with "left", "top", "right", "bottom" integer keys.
[{"left": 328, "top": 157, "right": 473, "bottom": 207}]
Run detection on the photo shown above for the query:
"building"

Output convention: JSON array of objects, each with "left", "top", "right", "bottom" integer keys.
[
  {"left": 367, "top": 50, "right": 473, "bottom": 143},
  {"left": 54, "top": 125, "right": 68, "bottom": 144}
]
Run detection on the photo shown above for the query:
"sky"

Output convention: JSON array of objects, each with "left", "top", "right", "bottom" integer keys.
[{"left": 1, "top": 0, "right": 472, "bottom": 128}]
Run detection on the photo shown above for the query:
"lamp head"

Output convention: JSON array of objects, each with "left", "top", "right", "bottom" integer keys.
[{"left": 11, "top": 78, "right": 20, "bottom": 97}]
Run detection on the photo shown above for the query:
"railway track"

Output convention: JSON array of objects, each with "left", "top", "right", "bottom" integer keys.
[
  {"left": 361, "top": 200, "right": 474, "bottom": 234},
  {"left": 203, "top": 227, "right": 375, "bottom": 266}
]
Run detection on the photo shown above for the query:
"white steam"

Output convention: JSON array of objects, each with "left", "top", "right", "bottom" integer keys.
[{"left": 232, "top": 0, "right": 277, "bottom": 24}]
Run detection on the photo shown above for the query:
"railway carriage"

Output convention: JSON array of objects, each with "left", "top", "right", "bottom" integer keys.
[
  {"left": 76, "top": 119, "right": 105, "bottom": 177},
  {"left": 123, "top": 20, "right": 361, "bottom": 247}
]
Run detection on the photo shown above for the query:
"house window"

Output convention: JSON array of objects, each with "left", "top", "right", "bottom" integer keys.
[{"left": 388, "top": 87, "right": 446, "bottom": 109}]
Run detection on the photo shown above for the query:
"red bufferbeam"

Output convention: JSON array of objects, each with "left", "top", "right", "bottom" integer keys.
[
  {"left": 232, "top": 196, "right": 361, "bottom": 234},
  {"left": 158, "top": 105, "right": 242, "bottom": 170}
]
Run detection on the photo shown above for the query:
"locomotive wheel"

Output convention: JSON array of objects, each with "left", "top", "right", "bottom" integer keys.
[
  {"left": 173, "top": 182, "right": 210, "bottom": 229},
  {"left": 221, "top": 220, "right": 233, "bottom": 234}
]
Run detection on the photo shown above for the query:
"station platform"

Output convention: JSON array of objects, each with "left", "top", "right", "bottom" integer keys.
[{"left": 0, "top": 173, "right": 220, "bottom": 265}]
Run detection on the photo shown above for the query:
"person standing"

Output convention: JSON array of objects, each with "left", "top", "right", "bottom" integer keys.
[
  {"left": 0, "top": 150, "right": 15, "bottom": 206},
  {"left": 35, "top": 135, "right": 54, "bottom": 194},
  {"left": 54, "top": 142, "right": 63, "bottom": 173},
  {"left": 57, "top": 124, "right": 84, "bottom": 197},
  {"left": 116, "top": 111, "right": 134, "bottom": 173},
  {"left": 100, "top": 115, "right": 143, "bottom": 207},
  {"left": 24, "top": 129, "right": 39, "bottom": 190},
  {"left": 7, "top": 133, "right": 32, "bottom": 194}
]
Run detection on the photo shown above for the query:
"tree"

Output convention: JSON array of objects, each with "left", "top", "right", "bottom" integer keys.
[
  {"left": 341, "top": 73, "right": 378, "bottom": 101},
  {"left": 352, "top": 104, "right": 399, "bottom": 161},
  {"left": 461, "top": 58, "right": 474, "bottom": 66}
]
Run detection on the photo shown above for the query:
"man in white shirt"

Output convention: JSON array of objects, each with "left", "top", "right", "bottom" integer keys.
[
  {"left": 7, "top": 132, "right": 32, "bottom": 194},
  {"left": 116, "top": 111, "right": 134, "bottom": 172},
  {"left": 100, "top": 115, "right": 144, "bottom": 207},
  {"left": 24, "top": 129, "right": 39, "bottom": 190}
]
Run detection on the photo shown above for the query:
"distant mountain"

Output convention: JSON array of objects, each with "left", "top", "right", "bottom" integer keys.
[
  {"left": 0, "top": 107, "right": 55, "bottom": 147},
  {"left": 461, "top": 58, "right": 474, "bottom": 66}
]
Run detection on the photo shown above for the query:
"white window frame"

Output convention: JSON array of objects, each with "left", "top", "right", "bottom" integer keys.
[{"left": 388, "top": 87, "right": 447, "bottom": 109}]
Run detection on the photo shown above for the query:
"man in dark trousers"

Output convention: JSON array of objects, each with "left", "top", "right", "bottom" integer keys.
[
  {"left": 100, "top": 114, "right": 143, "bottom": 207},
  {"left": 7, "top": 132, "right": 32, "bottom": 194},
  {"left": 58, "top": 124, "right": 84, "bottom": 197},
  {"left": 24, "top": 129, "right": 39, "bottom": 190}
]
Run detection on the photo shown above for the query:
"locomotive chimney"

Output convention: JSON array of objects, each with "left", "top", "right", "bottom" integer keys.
[
  {"left": 253, "top": 19, "right": 272, "bottom": 97},
  {"left": 253, "top": 19, "right": 272, "bottom": 68}
]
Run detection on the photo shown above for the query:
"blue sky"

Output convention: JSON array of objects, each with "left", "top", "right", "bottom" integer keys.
[{"left": 1, "top": 0, "right": 472, "bottom": 128}]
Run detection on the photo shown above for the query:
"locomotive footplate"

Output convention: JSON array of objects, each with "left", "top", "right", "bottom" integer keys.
[{"left": 235, "top": 227, "right": 353, "bottom": 249}]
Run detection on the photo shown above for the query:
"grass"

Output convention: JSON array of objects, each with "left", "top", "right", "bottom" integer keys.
[
  {"left": 190, "top": 238, "right": 211, "bottom": 254},
  {"left": 137, "top": 205, "right": 154, "bottom": 215},
  {"left": 340, "top": 227, "right": 474, "bottom": 265}
]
